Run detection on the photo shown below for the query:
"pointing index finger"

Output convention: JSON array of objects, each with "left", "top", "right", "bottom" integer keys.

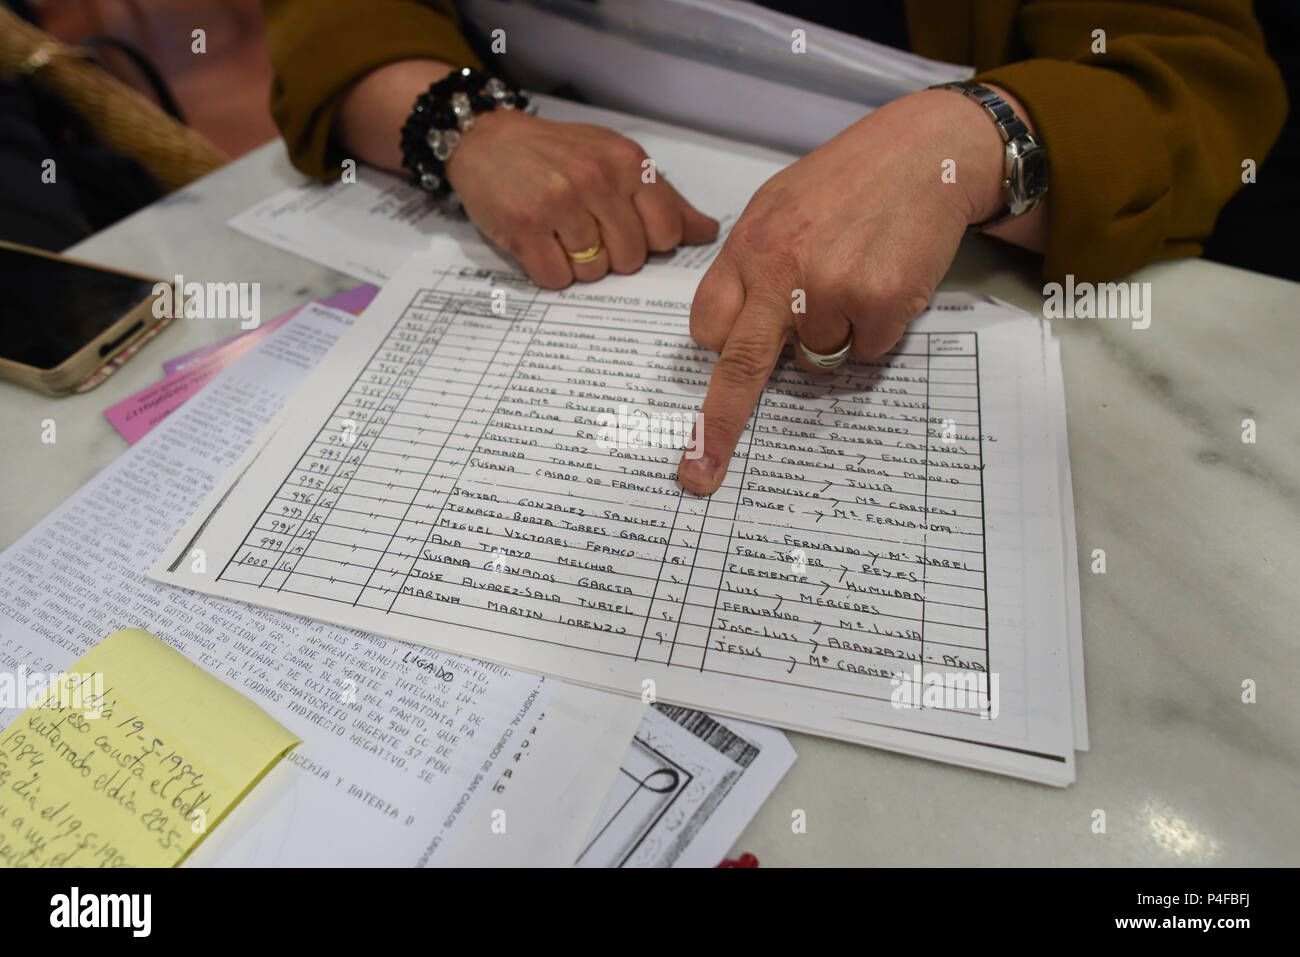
[{"left": 677, "top": 298, "right": 789, "bottom": 495}]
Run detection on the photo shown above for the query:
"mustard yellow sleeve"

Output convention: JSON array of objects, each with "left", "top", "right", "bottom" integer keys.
[
  {"left": 974, "top": 0, "right": 1287, "bottom": 282},
  {"left": 261, "top": 0, "right": 483, "bottom": 178}
]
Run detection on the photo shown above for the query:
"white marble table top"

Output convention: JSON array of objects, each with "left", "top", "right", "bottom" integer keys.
[{"left": 2, "top": 129, "right": 1296, "bottom": 866}]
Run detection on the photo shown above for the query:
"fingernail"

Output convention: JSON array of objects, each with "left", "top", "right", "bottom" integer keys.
[{"left": 679, "top": 452, "right": 720, "bottom": 492}]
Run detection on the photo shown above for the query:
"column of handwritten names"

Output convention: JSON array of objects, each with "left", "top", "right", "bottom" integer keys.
[
  {"left": 695, "top": 331, "right": 989, "bottom": 713},
  {"left": 221, "top": 289, "right": 989, "bottom": 714}
]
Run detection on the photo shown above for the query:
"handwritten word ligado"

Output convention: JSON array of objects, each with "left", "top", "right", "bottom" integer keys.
[{"left": 49, "top": 887, "right": 151, "bottom": 937}]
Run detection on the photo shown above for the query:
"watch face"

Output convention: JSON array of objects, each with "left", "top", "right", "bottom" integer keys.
[{"left": 1020, "top": 148, "right": 1049, "bottom": 198}]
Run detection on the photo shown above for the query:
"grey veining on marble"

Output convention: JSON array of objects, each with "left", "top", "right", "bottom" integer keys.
[{"left": 1, "top": 129, "right": 1297, "bottom": 866}]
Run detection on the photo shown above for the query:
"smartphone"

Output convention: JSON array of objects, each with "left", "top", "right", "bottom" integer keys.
[{"left": 0, "top": 239, "right": 170, "bottom": 396}]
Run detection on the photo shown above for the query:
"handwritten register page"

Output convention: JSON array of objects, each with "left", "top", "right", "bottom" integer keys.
[{"left": 152, "top": 248, "right": 1078, "bottom": 785}]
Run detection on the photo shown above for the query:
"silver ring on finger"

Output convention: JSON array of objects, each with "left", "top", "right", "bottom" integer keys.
[{"left": 794, "top": 328, "right": 853, "bottom": 369}]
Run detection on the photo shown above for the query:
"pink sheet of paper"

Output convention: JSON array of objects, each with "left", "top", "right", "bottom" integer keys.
[
  {"left": 160, "top": 284, "right": 377, "bottom": 374},
  {"left": 107, "top": 284, "right": 378, "bottom": 444}
]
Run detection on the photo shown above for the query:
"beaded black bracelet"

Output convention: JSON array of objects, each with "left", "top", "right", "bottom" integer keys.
[{"left": 399, "top": 66, "right": 530, "bottom": 198}]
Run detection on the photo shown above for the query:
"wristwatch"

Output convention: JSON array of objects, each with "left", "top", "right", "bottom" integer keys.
[{"left": 929, "top": 80, "right": 1049, "bottom": 230}]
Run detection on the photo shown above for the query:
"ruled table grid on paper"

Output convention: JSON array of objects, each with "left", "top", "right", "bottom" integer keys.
[{"left": 217, "top": 273, "right": 991, "bottom": 716}]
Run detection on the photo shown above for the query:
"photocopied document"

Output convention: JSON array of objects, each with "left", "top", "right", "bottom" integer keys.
[
  {"left": 447, "top": 698, "right": 794, "bottom": 867},
  {"left": 161, "top": 285, "right": 378, "bottom": 376},
  {"left": 0, "top": 302, "right": 644, "bottom": 866},
  {"left": 576, "top": 705, "right": 796, "bottom": 868},
  {"left": 153, "top": 246, "right": 1082, "bottom": 785},
  {"left": 105, "top": 286, "right": 379, "bottom": 445},
  {"left": 443, "top": 683, "right": 646, "bottom": 867}
]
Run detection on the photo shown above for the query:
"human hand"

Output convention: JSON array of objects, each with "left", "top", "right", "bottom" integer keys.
[
  {"left": 446, "top": 109, "right": 719, "bottom": 287},
  {"left": 677, "top": 85, "right": 1029, "bottom": 495}
]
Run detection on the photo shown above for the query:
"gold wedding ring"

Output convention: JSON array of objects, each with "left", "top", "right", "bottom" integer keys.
[
  {"left": 795, "top": 329, "right": 854, "bottom": 370},
  {"left": 565, "top": 240, "right": 603, "bottom": 264}
]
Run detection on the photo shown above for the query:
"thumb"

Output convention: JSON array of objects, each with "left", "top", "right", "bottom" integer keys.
[{"left": 679, "top": 197, "right": 720, "bottom": 245}]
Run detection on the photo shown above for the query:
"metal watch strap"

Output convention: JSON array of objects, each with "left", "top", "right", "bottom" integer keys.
[
  {"left": 929, "top": 80, "right": 1043, "bottom": 231},
  {"left": 937, "top": 81, "right": 1030, "bottom": 141}
]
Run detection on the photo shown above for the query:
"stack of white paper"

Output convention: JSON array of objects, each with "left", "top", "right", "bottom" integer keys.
[
  {"left": 582, "top": 0, "right": 972, "bottom": 97},
  {"left": 150, "top": 242, "right": 1086, "bottom": 785},
  {"left": 455, "top": 1, "right": 971, "bottom": 153}
]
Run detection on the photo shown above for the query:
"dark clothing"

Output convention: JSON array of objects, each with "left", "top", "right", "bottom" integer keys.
[
  {"left": 757, "top": 0, "right": 910, "bottom": 52},
  {"left": 0, "top": 76, "right": 162, "bottom": 252},
  {"left": 1201, "top": 0, "right": 1297, "bottom": 279}
]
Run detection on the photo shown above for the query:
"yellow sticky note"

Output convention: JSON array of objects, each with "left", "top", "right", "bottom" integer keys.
[{"left": 0, "top": 628, "right": 299, "bottom": 867}]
